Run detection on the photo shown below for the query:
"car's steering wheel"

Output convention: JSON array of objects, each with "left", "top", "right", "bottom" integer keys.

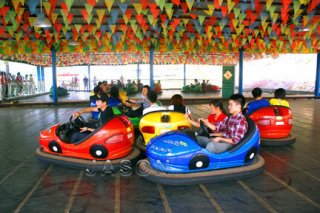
[
  {"left": 69, "top": 115, "right": 86, "bottom": 130},
  {"left": 198, "top": 120, "right": 210, "bottom": 138}
]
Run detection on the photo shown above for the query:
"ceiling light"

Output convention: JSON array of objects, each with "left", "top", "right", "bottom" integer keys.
[
  {"left": 33, "top": 0, "right": 52, "bottom": 28},
  {"left": 68, "top": 41, "right": 79, "bottom": 46}
]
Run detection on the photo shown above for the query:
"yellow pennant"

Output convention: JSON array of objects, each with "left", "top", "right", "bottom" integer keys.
[
  {"left": 204, "top": 4, "right": 214, "bottom": 16},
  {"left": 28, "top": 17, "right": 36, "bottom": 26},
  {"left": 74, "top": 25, "right": 81, "bottom": 33},
  {"left": 43, "top": 2, "right": 51, "bottom": 15},
  {"left": 266, "top": 0, "right": 274, "bottom": 11},
  {"left": 165, "top": 3, "right": 173, "bottom": 20},
  {"left": 96, "top": 10, "right": 105, "bottom": 22},
  {"left": 95, "top": 18, "right": 101, "bottom": 28},
  {"left": 12, "top": 0, "right": 20, "bottom": 11},
  {"left": 182, "top": 19, "right": 189, "bottom": 26},
  {"left": 51, "top": 13, "right": 59, "bottom": 24},
  {"left": 227, "top": 0, "right": 235, "bottom": 13},
  {"left": 105, "top": 0, "right": 114, "bottom": 12},
  {"left": 186, "top": 0, "right": 194, "bottom": 11},
  {"left": 133, "top": 3, "right": 142, "bottom": 15}
]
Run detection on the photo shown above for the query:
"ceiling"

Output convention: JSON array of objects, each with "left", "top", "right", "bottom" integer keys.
[{"left": 0, "top": 0, "right": 319, "bottom": 66}]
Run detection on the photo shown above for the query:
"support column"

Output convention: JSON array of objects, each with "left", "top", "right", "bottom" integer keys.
[
  {"left": 51, "top": 49, "right": 57, "bottom": 105},
  {"left": 238, "top": 49, "right": 244, "bottom": 95},
  {"left": 315, "top": 53, "right": 320, "bottom": 98},
  {"left": 183, "top": 63, "right": 186, "bottom": 87},
  {"left": 36, "top": 66, "right": 41, "bottom": 93},
  {"left": 150, "top": 46, "right": 154, "bottom": 89},
  {"left": 137, "top": 62, "right": 140, "bottom": 81},
  {"left": 88, "top": 65, "right": 91, "bottom": 91},
  {"left": 40, "top": 66, "right": 45, "bottom": 92}
]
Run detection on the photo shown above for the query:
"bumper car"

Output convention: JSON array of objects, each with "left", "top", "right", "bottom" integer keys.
[
  {"left": 112, "top": 105, "right": 140, "bottom": 128},
  {"left": 248, "top": 106, "right": 295, "bottom": 146},
  {"left": 36, "top": 115, "right": 140, "bottom": 170},
  {"left": 136, "top": 110, "right": 192, "bottom": 151},
  {"left": 139, "top": 118, "right": 264, "bottom": 185}
]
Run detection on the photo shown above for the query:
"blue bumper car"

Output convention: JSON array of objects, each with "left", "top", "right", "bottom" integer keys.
[{"left": 139, "top": 118, "right": 265, "bottom": 185}]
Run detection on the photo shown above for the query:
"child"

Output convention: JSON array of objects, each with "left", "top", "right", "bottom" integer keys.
[
  {"left": 186, "top": 99, "right": 226, "bottom": 129},
  {"left": 270, "top": 88, "right": 289, "bottom": 107},
  {"left": 246, "top": 87, "right": 270, "bottom": 115},
  {"left": 196, "top": 94, "right": 248, "bottom": 153},
  {"left": 168, "top": 94, "right": 193, "bottom": 120}
]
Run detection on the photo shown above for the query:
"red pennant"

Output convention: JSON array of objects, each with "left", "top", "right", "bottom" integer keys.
[
  {"left": 140, "top": 0, "right": 149, "bottom": 10},
  {"left": 214, "top": 0, "right": 221, "bottom": 9},
  {"left": 172, "top": 0, "right": 180, "bottom": 6},
  {"left": 125, "top": 9, "right": 133, "bottom": 21},
  {"left": 0, "top": 6, "right": 9, "bottom": 17},
  {"left": 136, "top": 14, "right": 144, "bottom": 25},
  {"left": 159, "top": 13, "right": 167, "bottom": 23},
  {"left": 189, "top": 13, "right": 197, "bottom": 19},
  {"left": 54, "top": 23, "right": 62, "bottom": 33},
  {"left": 81, "top": 10, "right": 88, "bottom": 22},
  {"left": 281, "top": 0, "right": 292, "bottom": 11},
  {"left": 67, "top": 13, "right": 73, "bottom": 24},
  {"left": 208, "top": 16, "right": 216, "bottom": 25},
  {"left": 180, "top": 3, "right": 188, "bottom": 14},
  {"left": 60, "top": 3, "right": 68, "bottom": 16},
  {"left": 23, "top": 23, "right": 29, "bottom": 32},
  {"left": 87, "top": 0, "right": 97, "bottom": 7},
  {"left": 220, "top": 6, "right": 228, "bottom": 17},
  {"left": 308, "top": 0, "right": 319, "bottom": 13},
  {"left": 186, "top": 23, "right": 193, "bottom": 32},
  {"left": 281, "top": 7, "right": 289, "bottom": 25},
  {"left": 149, "top": 3, "right": 160, "bottom": 19}
]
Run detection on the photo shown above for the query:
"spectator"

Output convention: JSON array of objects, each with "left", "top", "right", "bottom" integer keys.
[{"left": 83, "top": 76, "right": 89, "bottom": 91}]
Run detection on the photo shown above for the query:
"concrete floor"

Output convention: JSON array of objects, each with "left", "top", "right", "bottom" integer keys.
[{"left": 0, "top": 99, "right": 320, "bottom": 212}]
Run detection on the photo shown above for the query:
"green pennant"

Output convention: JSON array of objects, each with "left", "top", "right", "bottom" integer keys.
[
  {"left": 165, "top": 3, "right": 173, "bottom": 19},
  {"left": 198, "top": 15, "right": 206, "bottom": 25},
  {"left": 157, "top": 0, "right": 166, "bottom": 11},
  {"left": 6, "top": 26, "right": 14, "bottom": 36},
  {"left": 85, "top": 3, "right": 93, "bottom": 15},
  {"left": 186, "top": 0, "right": 194, "bottom": 11},
  {"left": 65, "top": 0, "right": 75, "bottom": 11},
  {"left": 233, "top": 7, "right": 241, "bottom": 18},
  {"left": 0, "top": 0, "right": 6, "bottom": 8},
  {"left": 8, "top": 10, "right": 16, "bottom": 24},
  {"left": 268, "top": 5, "right": 277, "bottom": 18},
  {"left": 238, "top": 13, "right": 246, "bottom": 23}
]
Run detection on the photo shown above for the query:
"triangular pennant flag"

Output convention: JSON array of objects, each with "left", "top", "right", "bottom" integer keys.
[
  {"left": 119, "top": 3, "right": 128, "bottom": 14},
  {"left": 43, "top": 2, "right": 51, "bottom": 16},
  {"left": 204, "top": 4, "right": 214, "bottom": 16},
  {"left": 133, "top": 3, "right": 142, "bottom": 15},
  {"left": 74, "top": 24, "right": 81, "bottom": 33},
  {"left": 233, "top": 7, "right": 241, "bottom": 18},
  {"left": 96, "top": 10, "right": 105, "bottom": 22},
  {"left": 95, "top": 18, "right": 101, "bottom": 28},
  {"left": 85, "top": 3, "right": 93, "bottom": 15},
  {"left": 157, "top": 0, "right": 166, "bottom": 11},
  {"left": 198, "top": 15, "right": 206, "bottom": 25},
  {"left": 268, "top": 5, "right": 277, "bottom": 18},
  {"left": 105, "top": 0, "right": 114, "bottom": 12},
  {"left": 87, "top": 0, "right": 97, "bottom": 7},
  {"left": 220, "top": 6, "right": 228, "bottom": 17},
  {"left": 186, "top": 0, "right": 194, "bottom": 11},
  {"left": 12, "top": 0, "right": 20, "bottom": 12},
  {"left": 65, "top": 0, "right": 75, "bottom": 12},
  {"left": 51, "top": 12, "right": 58, "bottom": 24},
  {"left": 266, "top": 0, "right": 274, "bottom": 10},
  {"left": 165, "top": 3, "right": 173, "bottom": 20},
  {"left": 110, "top": 9, "right": 119, "bottom": 24},
  {"left": 227, "top": 0, "right": 236, "bottom": 13}
]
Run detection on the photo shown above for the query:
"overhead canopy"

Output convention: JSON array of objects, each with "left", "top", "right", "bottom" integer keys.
[{"left": 0, "top": 0, "right": 319, "bottom": 66}]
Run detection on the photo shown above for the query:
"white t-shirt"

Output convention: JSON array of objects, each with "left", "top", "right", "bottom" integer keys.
[{"left": 143, "top": 104, "right": 167, "bottom": 115}]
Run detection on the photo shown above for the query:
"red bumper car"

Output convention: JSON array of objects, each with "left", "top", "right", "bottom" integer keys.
[
  {"left": 36, "top": 115, "right": 140, "bottom": 170},
  {"left": 248, "top": 106, "right": 296, "bottom": 146}
]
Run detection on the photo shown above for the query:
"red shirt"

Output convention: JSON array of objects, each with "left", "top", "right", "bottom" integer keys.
[{"left": 207, "top": 113, "right": 226, "bottom": 125}]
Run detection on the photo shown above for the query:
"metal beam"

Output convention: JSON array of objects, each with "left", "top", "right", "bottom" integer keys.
[
  {"left": 88, "top": 65, "right": 91, "bottom": 91},
  {"left": 150, "top": 46, "right": 154, "bottom": 89},
  {"left": 183, "top": 63, "right": 186, "bottom": 87},
  {"left": 51, "top": 48, "right": 57, "bottom": 105},
  {"left": 238, "top": 49, "right": 244, "bottom": 95},
  {"left": 315, "top": 53, "right": 320, "bottom": 98}
]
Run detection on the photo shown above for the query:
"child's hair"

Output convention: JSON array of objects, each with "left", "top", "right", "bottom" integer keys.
[
  {"left": 110, "top": 86, "right": 120, "bottom": 98},
  {"left": 229, "top": 94, "right": 246, "bottom": 109},
  {"left": 209, "top": 99, "right": 227, "bottom": 114},
  {"left": 147, "top": 91, "right": 158, "bottom": 103},
  {"left": 170, "top": 94, "right": 184, "bottom": 106},
  {"left": 251, "top": 87, "right": 262, "bottom": 99},
  {"left": 274, "top": 88, "right": 286, "bottom": 99}
]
